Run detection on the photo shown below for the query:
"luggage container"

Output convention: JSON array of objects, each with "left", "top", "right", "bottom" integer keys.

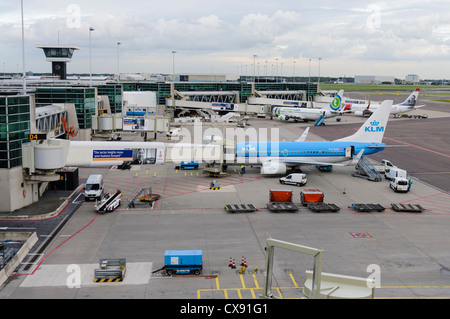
[
  {"left": 301, "top": 189, "right": 324, "bottom": 206},
  {"left": 269, "top": 190, "right": 293, "bottom": 203}
]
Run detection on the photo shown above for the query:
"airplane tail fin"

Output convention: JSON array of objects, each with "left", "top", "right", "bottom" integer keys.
[
  {"left": 399, "top": 88, "right": 420, "bottom": 107},
  {"left": 335, "top": 100, "right": 393, "bottom": 143},
  {"left": 329, "top": 89, "right": 344, "bottom": 111}
]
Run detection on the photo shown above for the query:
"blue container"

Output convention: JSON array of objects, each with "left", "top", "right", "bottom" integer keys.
[
  {"left": 180, "top": 162, "right": 199, "bottom": 170},
  {"left": 164, "top": 250, "right": 203, "bottom": 275}
]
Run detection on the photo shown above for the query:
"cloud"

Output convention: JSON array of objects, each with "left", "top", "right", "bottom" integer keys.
[{"left": 1, "top": 1, "right": 450, "bottom": 77}]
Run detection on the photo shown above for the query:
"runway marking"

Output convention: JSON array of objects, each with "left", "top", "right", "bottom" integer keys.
[
  {"left": 384, "top": 136, "right": 450, "bottom": 159},
  {"left": 197, "top": 274, "right": 450, "bottom": 299},
  {"left": 19, "top": 262, "right": 152, "bottom": 287},
  {"left": 414, "top": 172, "right": 450, "bottom": 175}
]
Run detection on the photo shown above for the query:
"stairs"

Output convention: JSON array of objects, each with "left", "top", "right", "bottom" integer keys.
[{"left": 352, "top": 155, "right": 382, "bottom": 182}]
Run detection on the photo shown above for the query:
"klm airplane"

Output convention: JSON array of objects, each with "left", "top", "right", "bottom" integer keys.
[{"left": 236, "top": 100, "right": 393, "bottom": 175}]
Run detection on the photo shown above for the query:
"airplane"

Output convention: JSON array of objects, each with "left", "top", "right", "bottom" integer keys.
[
  {"left": 345, "top": 89, "right": 425, "bottom": 116},
  {"left": 236, "top": 99, "right": 393, "bottom": 175},
  {"left": 272, "top": 90, "right": 345, "bottom": 123}
]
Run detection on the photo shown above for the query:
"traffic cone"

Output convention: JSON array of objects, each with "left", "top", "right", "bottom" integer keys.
[
  {"left": 231, "top": 259, "right": 236, "bottom": 269},
  {"left": 228, "top": 257, "right": 233, "bottom": 268},
  {"left": 240, "top": 256, "right": 247, "bottom": 267}
]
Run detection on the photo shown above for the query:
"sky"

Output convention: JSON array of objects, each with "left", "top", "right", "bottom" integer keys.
[{"left": 1, "top": 0, "right": 450, "bottom": 79}]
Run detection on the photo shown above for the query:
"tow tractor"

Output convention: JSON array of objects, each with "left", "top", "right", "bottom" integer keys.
[{"left": 94, "top": 190, "right": 122, "bottom": 213}]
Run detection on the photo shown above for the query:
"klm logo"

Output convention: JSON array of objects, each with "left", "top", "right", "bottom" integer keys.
[{"left": 365, "top": 120, "right": 384, "bottom": 133}]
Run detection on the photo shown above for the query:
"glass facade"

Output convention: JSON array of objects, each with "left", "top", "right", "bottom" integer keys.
[
  {"left": 35, "top": 87, "right": 96, "bottom": 129},
  {"left": 97, "top": 84, "right": 123, "bottom": 114},
  {"left": 123, "top": 82, "right": 318, "bottom": 104},
  {"left": 0, "top": 95, "right": 31, "bottom": 169}
]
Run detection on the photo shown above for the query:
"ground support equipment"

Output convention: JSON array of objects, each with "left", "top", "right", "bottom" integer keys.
[
  {"left": 94, "top": 190, "right": 122, "bottom": 213},
  {"left": 94, "top": 258, "right": 126, "bottom": 283},
  {"left": 349, "top": 203, "right": 385, "bottom": 212},
  {"left": 391, "top": 203, "right": 424, "bottom": 213},
  {"left": 353, "top": 155, "right": 382, "bottom": 182},
  {"left": 307, "top": 203, "right": 340, "bottom": 213},
  {"left": 267, "top": 202, "right": 299, "bottom": 213},
  {"left": 225, "top": 204, "right": 257, "bottom": 213}
]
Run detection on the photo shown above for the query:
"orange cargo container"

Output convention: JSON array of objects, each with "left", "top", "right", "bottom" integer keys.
[
  {"left": 301, "top": 189, "right": 324, "bottom": 205},
  {"left": 269, "top": 190, "right": 293, "bottom": 203}
]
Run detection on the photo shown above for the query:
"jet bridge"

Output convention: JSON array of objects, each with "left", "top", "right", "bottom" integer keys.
[{"left": 22, "top": 139, "right": 222, "bottom": 170}]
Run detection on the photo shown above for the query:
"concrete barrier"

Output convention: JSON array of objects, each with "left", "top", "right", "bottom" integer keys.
[{"left": 0, "top": 232, "right": 38, "bottom": 288}]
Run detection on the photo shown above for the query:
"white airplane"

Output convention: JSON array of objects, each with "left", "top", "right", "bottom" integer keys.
[
  {"left": 345, "top": 89, "right": 425, "bottom": 116},
  {"left": 273, "top": 90, "right": 344, "bottom": 123}
]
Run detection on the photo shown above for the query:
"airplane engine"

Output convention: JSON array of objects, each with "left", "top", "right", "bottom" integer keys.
[
  {"left": 278, "top": 115, "right": 286, "bottom": 121},
  {"left": 260, "top": 162, "right": 287, "bottom": 175}
]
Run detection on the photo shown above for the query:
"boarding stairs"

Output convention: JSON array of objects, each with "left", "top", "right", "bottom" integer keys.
[
  {"left": 314, "top": 114, "right": 326, "bottom": 126},
  {"left": 352, "top": 155, "right": 382, "bottom": 182}
]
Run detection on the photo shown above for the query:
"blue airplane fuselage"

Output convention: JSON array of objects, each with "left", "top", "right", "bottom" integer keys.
[{"left": 235, "top": 141, "right": 384, "bottom": 161}]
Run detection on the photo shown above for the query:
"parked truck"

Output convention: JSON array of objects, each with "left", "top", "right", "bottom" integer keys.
[
  {"left": 84, "top": 174, "right": 104, "bottom": 201},
  {"left": 385, "top": 168, "right": 407, "bottom": 181},
  {"left": 164, "top": 250, "right": 203, "bottom": 276},
  {"left": 373, "top": 159, "right": 396, "bottom": 173}
]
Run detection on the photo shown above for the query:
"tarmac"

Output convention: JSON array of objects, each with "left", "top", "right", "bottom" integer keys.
[{"left": 1, "top": 92, "right": 450, "bottom": 300}]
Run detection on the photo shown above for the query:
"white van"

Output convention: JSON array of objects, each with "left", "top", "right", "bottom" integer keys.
[
  {"left": 385, "top": 168, "right": 407, "bottom": 181},
  {"left": 279, "top": 173, "right": 307, "bottom": 187},
  {"left": 390, "top": 177, "right": 410, "bottom": 192},
  {"left": 84, "top": 174, "right": 104, "bottom": 201}
]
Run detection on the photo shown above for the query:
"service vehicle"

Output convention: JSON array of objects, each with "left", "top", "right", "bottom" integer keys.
[
  {"left": 84, "top": 174, "right": 104, "bottom": 201},
  {"left": 279, "top": 173, "right": 307, "bottom": 186},
  {"left": 385, "top": 168, "right": 407, "bottom": 181},
  {"left": 390, "top": 177, "right": 410, "bottom": 192},
  {"left": 373, "top": 159, "right": 396, "bottom": 173}
]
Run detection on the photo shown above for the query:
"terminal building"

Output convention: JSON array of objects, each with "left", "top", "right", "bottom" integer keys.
[
  {"left": 1, "top": 39, "right": 319, "bottom": 213},
  {"left": 354, "top": 75, "right": 395, "bottom": 85}
]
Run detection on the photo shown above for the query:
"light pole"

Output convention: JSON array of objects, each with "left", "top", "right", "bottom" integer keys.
[
  {"left": 21, "top": 0, "right": 26, "bottom": 91},
  {"left": 172, "top": 51, "right": 176, "bottom": 81},
  {"left": 265, "top": 61, "right": 268, "bottom": 83},
  {"left": 293, "top": 61, "right": 296, "bottom": 82},
  {"left": 89, "top": 27, "right": 94, "bottom": 87},
  {"left": 276, "top": 58, "right": 278, "bottom": 83},
  {"left": 308, "top": 58, "right": 311, "bottom": 83},
  {"left": 253, "top": 54, "right": 257, "bottom": 83},
  {"left": 318, "top": 57, "right": 322, "bottom": 90},
  {"left": 117, "top": 42, "right": 121, "bottom": 83}
]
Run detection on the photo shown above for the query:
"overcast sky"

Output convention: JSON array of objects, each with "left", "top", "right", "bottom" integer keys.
[{"left": 1, "top": 0, "right": 450, "bottom": 79}]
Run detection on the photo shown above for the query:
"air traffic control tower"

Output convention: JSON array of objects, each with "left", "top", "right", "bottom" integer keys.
[{"left": 36, "top": 44, "right": 80, "bottom": 80}]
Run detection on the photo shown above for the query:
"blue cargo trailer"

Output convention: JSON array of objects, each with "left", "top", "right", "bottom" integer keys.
[{"left": 164, "top": 250, "right": 203, "bottom": 275}]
